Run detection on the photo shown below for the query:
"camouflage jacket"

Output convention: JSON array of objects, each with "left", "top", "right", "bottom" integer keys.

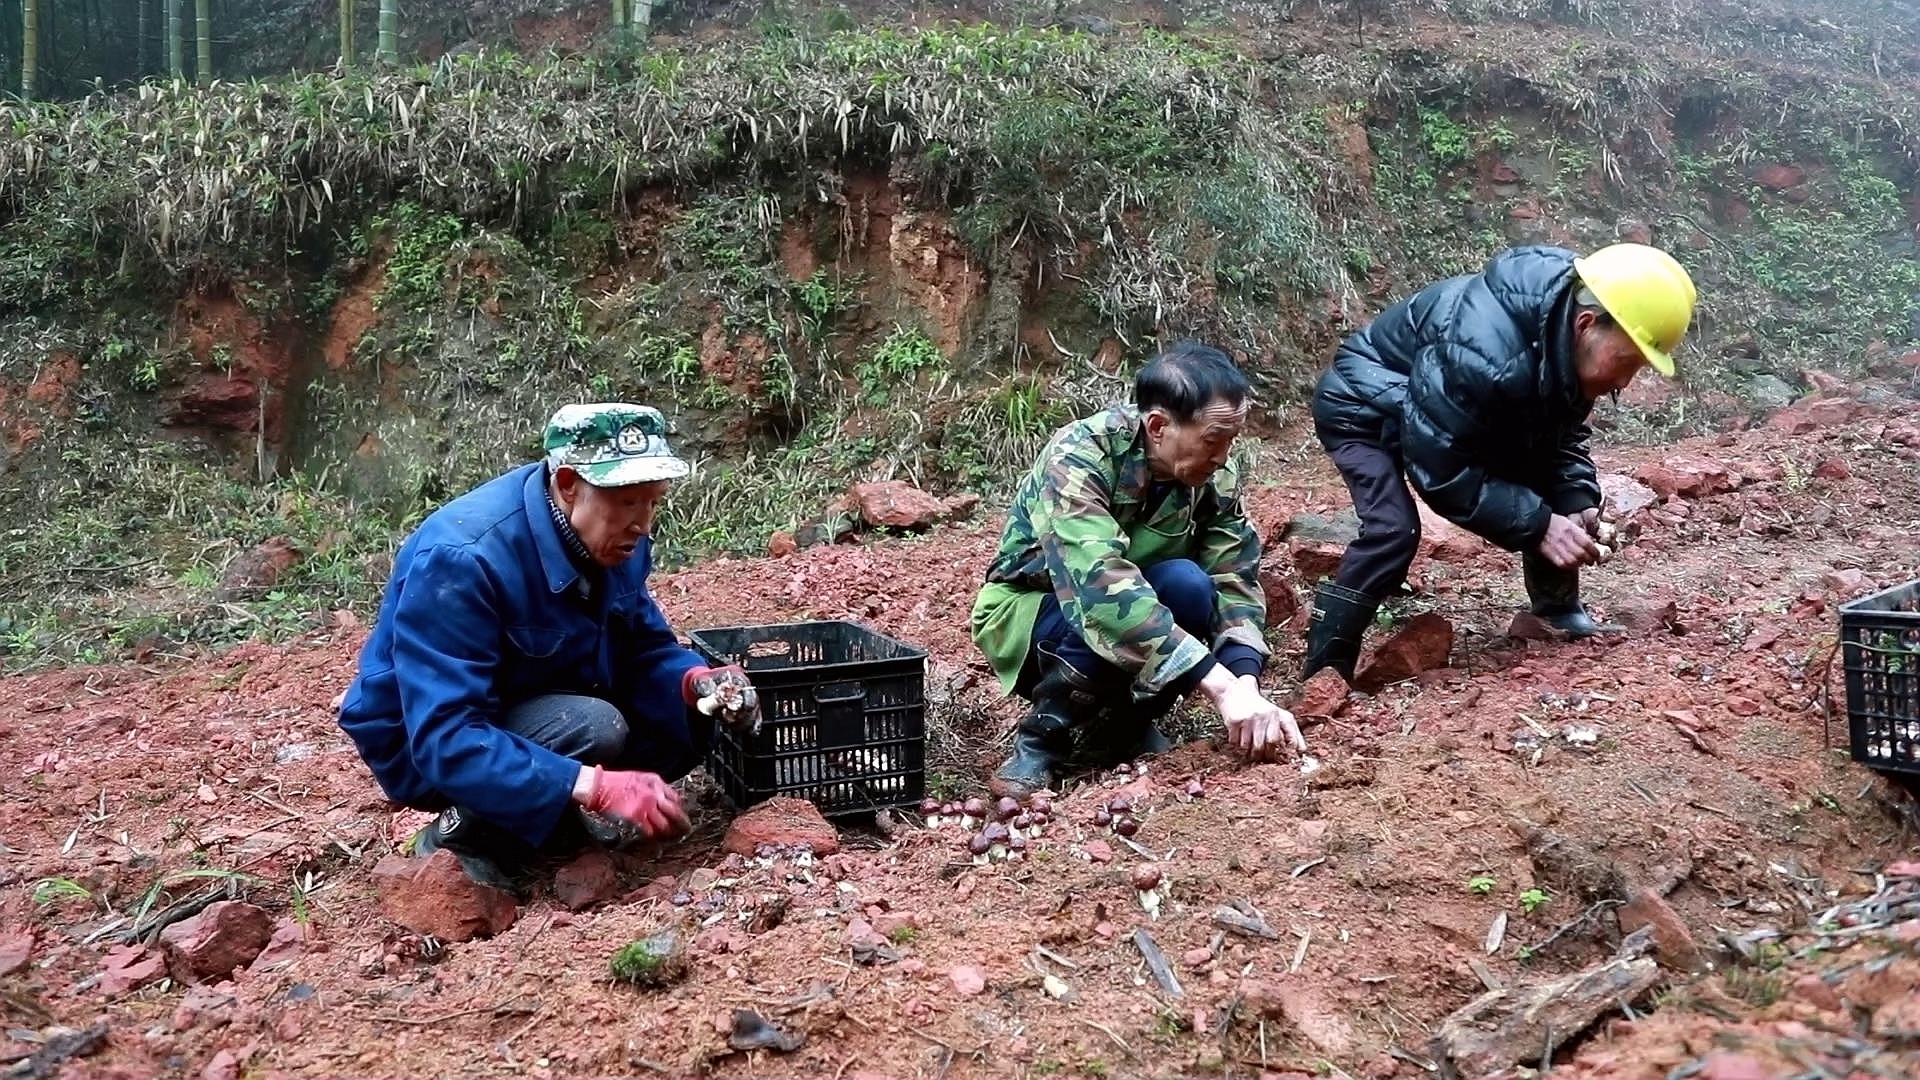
[{"left": 970, "top": 405, "right": 1268, "bottom": 697}]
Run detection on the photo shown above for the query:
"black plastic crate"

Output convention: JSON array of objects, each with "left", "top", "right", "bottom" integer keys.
[
  {"left": 1839, "top": 577, "right": 1920, "bottom": 776},
  {"left": 690, "top": 620, "right": 927, "bottom": 816}
]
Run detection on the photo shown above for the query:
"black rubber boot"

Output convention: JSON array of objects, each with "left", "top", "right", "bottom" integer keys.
[
  {"left": 408, "top": 806, "right": 526, "bottom": 893},
  {"left": 1523, "top": 552, "right": 1624, "bottom": 639},
  {"left": 1075, "top": 692, "right": 1176, "bottom": 769},
  {"left": 1302, "top": 581, "right": 1379, "bottom": 682},
  {"left": 991, "top": 645, "right": 1098, "bottom": 800}
]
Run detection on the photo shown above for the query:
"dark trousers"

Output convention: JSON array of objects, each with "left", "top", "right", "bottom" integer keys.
[
  {"left": 1328, "top": 441, "right": 1422, "bottom": 600},
  {"left": 1019, "top": 558, "right": 1220, "bottom": 715}
]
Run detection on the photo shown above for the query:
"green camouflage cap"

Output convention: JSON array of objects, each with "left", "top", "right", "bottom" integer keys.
[{"left": 542, "top": 402, "right": 691, "bottom": 486}]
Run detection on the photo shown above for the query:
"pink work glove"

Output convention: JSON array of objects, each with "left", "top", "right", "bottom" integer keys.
[
  {"left": 682, "top": 664, "right": 762, "bottom": 734},
  {"left": 579, "top": 766, "right": 691, "bottom": 839}
]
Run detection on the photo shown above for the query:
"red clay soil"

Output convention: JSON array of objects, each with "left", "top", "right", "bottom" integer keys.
[{"left": 3, "top": 386, "right": 1919, "bottom": 1080}]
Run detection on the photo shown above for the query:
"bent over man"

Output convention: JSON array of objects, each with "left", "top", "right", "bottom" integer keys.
[
  {"left": 1304, "top": 243, "right": 1697, "bottom": 681},
  {"left": 337, "top": 403, "right": 760, "bottom": 890},
  {"left": 971, "top": 342, "right": 1303, "bottom": 800}
]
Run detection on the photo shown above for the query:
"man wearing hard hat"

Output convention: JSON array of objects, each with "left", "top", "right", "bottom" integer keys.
[{"left": 1302, "top": 243, "right": 1698, "bottom": 681}]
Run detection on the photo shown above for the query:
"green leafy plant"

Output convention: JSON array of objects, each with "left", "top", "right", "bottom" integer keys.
[
  {"left": 1467, "top": 874, "right": 1496, "bottom": 896},
  {"left": 1519, "top": 888, "right": 1550, "bottom": 914}
]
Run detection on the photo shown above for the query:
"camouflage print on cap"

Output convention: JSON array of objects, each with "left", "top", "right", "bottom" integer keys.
[{"left": 542, "top": 402, "right": 692, "bottom": 487}]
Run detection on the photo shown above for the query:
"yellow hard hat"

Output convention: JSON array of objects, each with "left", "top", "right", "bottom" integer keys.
[{"left": 1572, "top": 243, "right": 1697, "bottom": 377}]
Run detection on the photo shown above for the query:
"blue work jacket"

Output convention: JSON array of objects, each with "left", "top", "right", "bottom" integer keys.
[{"left": 337, "top": 462, "right": 704, "bottom": 845}]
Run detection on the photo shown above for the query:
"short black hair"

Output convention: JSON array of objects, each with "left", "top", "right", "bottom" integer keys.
[{"left": 1134, "top": 341, "right": 1250, "bottom": 422}]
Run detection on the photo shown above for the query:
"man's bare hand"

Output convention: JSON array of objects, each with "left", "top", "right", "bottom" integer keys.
[
  {"left": 1538, "top": 513, "right": 1603, "bottom": 571},
  {"left": 1211, "top": 671, "right": 1305, "bottom": 762}
]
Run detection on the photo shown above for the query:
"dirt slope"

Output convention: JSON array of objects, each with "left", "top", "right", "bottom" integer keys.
[{"left": 2, "top": 381, "right": 1919, "bottom": 1080}]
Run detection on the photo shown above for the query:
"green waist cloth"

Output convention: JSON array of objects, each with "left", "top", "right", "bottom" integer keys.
[{"left": 970, "top": 582, "right": 1047, "bottom": 697}]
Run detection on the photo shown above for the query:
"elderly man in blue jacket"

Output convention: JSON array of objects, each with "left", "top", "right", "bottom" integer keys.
[
  {"left": 338, "top": 403, "right": 760, "bottom": 890},
  {"left": 1302, "top": 243, "right": 1698, "bottom": 681}
]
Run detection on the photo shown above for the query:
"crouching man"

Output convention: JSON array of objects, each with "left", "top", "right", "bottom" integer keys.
[
  {"left": 337, "top": 403, "right": 760, "bottom": 890},
  {"left": 971, "top": 342, "right": 1304, "bottom": 800}
]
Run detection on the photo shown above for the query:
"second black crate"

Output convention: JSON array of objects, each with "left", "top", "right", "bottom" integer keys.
[{"left": 1839, "top": 576, "right": 1920, "bottom": 776}]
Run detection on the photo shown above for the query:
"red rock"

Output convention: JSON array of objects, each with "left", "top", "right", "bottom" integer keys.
[
  {"left": 1823, "top": 568, "right": 1870, "bottom": 596},
  {"left": 1886, "top": 860, "right": 1920, "bottom": 878},
  {"left": 1355, "top": 613, "right": 1453, "bottom": 691},
  {"left": 1769, "top": 397, "right": 1861, "bottom": 434},
  {"left": 1183, "top": 947, "right": 1213, "bottom": 968},
  {"left": 553, "top": 850, "right": 619, "bottom": 912},
  {"left": 1725, "top": 695, "right": 1762, "bottom": 716},
  {"left": 1416, "top": 503, "right": 1483, "bottom": 564},
  {"left": 160, "top": 901, "right": 274, "bottom": 983},
  {"left": 97, "top": 943, "right": 166, "bottom": 995},
  {"left": 872, "top": 911, "right": 920, "bottom": 938},
  {"left": 1871, "top": 993, "right": 1920, "bottom": 1037},
  {"left": 218, "top": 536, "right": 302, "bottom": 597},
  {"left": 1084, "top": 839, "right": 1114, "bottom": 864},
  {"left": 940, "top": 493, "right": 981, "bottom": 522},
  {"left": 162, "top": 376, "right": 258, "bottom": 430},
  {"left": 1614, "top": 598, "right": 1679, "bottom": 632},
  {"left": 1287, "top": 538, "right": 1345, "bottom": 583},
  {"left": 1259, "top": 564, "right": 1302, "bottom": 628},
  {"left": 1812, "top": 457, "right": 1850, "bottom": 480},
  {"left": 1293, "top": 668, "right": 1351, "bottom": 722},
  {"left": 1802, "top": 369, "right": 1851, "bottom": 396},
  {"left": 1789, "top": 973, "right": 1842, "bottom": 1011},
  {"left": 248, "top": 919, "right": 309, "bottom": 972},
  {"left": 1699, "top": 1052, "right": 1769, "bottom": 1080},
  {"left": 1634, "top": 454, "right": 1740, "bottom": 501},
  {"left": 1506, "top": 611, "right": 1565, "bottom": 641},
  {"left": 721, "top": 796, "right": 840, "bottom": 856},
  {"left": 372, "top": 849, "right": 517, "bottom": 942},
  {"left": 1753, "top": 163, "right": 1804, "bottom": 190},
  {"left": 1597, "top": 474, "right": 1658, "bottom": 519},
  {"left": 1490, "top": 162, "right": 1521, "bottom": 185},
  {"left": 1273, "top": 984, "right": 1358, "bottom": 1056},
  {"left": 949, "top": 965, "right": 986, "bottom": 996},
  {"left": 0, "top": 930, "right": 31, "bottom": 976},
  {"left": 1616, "top": 889, "right": 1701, "bottom": 972},
  {"left": 200, "top": 1048, "right": 244, "bottom": 1080},
  {"left": 849, "top": 480, "right": 948, "bottom": 530},
  {"left": 767, "top": 531, "right": 798, "bottom": 558}
]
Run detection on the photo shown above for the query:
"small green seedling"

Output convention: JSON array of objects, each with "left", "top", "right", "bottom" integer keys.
[
  {"left": 1519, "top": 888, "right": 1550, "bottom": 914},
  {"left": 1467, "top": 875, "right": 1496, "bottom": 896}
]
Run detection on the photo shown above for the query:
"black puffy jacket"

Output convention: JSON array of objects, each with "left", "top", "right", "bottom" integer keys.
[{"left": 1310, "top": 246, "right": 1602, "bottom": 552}]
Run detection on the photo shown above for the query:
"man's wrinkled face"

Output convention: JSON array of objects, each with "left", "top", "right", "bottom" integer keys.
[
  {"left": 1573, "top": 311, "right": 1649, "bottom": 401},
  {"left": 1144, "top": 397, "right": 1249, "bottom": 487},
  {"left": 553, "top": 468, "right": 669, "bottom": 567}
]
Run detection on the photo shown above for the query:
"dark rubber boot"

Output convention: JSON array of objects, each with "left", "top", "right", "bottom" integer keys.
[
  {"left": 1523, "top": 552, "right": 1624, "bottom": 639},
  {"left": 991, "top": 645, "right": 1097, "bottom": 800},
  {"left": 409, "top": 806, "right": 526, "bottom": 893},
  {"left": 1302, "top": 581, "right": 1379, "bottom": 682}
]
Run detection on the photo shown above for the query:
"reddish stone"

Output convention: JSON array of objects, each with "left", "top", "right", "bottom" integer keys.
[
  {"left": 0, "top": 930, "right": 31, "bottom": 977},
  {"left": 1740, "top": 461, "right": 1787, "bottom": 483},
  {"left": 1614, "top": 598, "right": 1679, "bottom": 632},
  {"left": 373, "top": 849, "right": 518, "bottom": 942},
  {"left": 1802, "top": 369, "right": 1851, "bottom": 396},
  {"left": 949, "top": 965, "right": 987, "bottom": 997},
  {"left": 1616, "top": 218, "right": 1654, "bottom": 245},
  {"left": 721, "top": 796, "right": 840, "bottom": 856},
  {"left": 1699, "top": 1053, "right": 1769, "bottom": 1080},
  {"left": 940, "top": 493, "right": 981, "bottom": 522},
  {"left": 767, "top": 531, "right": 798, "bottom": 558},
  {"left": 1769, "top": 397, "right": 1861, "bottom": 434},
  {"left": 162, "top": 376, "right": 259, "bottom": 430},
  {"left": 1634, "top": 454, "right": 1740, "bottom": 501},
  {"left": 1416, "top": 503, "right": 1483, "bottom": 565},
  {"left": 248, "top": 919, "right": 309, "bottom": 972},
  {"left": 1506, "top": 611, "right": 1564, "bottom": 641},
  {"left": 1259, "top": 564, "right": 1302, "bottom": 628},
  {"left": 1753, "top": 164, "right": 1805, "bottom": 191},
  {"left": 97, "top": 943, "right": 166, "bottom": 995},
  {"left": 553, "top": 850, "right": 620, "bottom": 912},
  {"left": 1290, "top": 668, "right": 1350, "bottom": 724},
  {"left": 1083, "top": 839, "right": 1114, "bottom": 864},
  {"left": 1597, "top": 473, "right": 1658, "bottom": 519},
  {"left": 218, "top": 536, "right": 301, "bottom": 596},
  {"left": 1616, "top": 889, "right": 1701, "bottom": 972},
  {"left": 849, "top": 480, "right": 948, "bottom": 530},
  {"left": 159, "top": 901, "right": 274, "bottom": 984},
  {"left": 1490, "top": 162, "right": 1521, "bottom": 185},
  {"left": 1812, "top": 457, "right": 1850, "bottom": 480},
  {"left": 1355, "top": 613, "right": 1453, "bottom": 691},
  {"left": 1288, "top": 539, "right": 1345, "bottom": 582},
  {"left": 1823, "top": 568, "right": 1871, "bottom": 596},
  {"left": 1789, "top": 973, "right": 1842, "bottom": 1011}
]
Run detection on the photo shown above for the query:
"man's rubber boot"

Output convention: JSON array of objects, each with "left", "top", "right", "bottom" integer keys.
[
  {"left": 1302, "top": 581, "right": 1378, "bottom": 682},
  {"left": 1523, "top": 552, "right": 1624, "bottom": 639},
  {"left": 991, "top": 645, "right": 1097, "bottom": 800},
  {"left": 409, "top": 806, "right": 524, "bottom": 893},
  {"left": 1076, "top": 693, "right": 1176, "bottom": 769}
]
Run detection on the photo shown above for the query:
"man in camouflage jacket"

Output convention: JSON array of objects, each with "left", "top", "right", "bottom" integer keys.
[{"left": 971, "top": 343, "right": 1303, "bottom": 799}]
